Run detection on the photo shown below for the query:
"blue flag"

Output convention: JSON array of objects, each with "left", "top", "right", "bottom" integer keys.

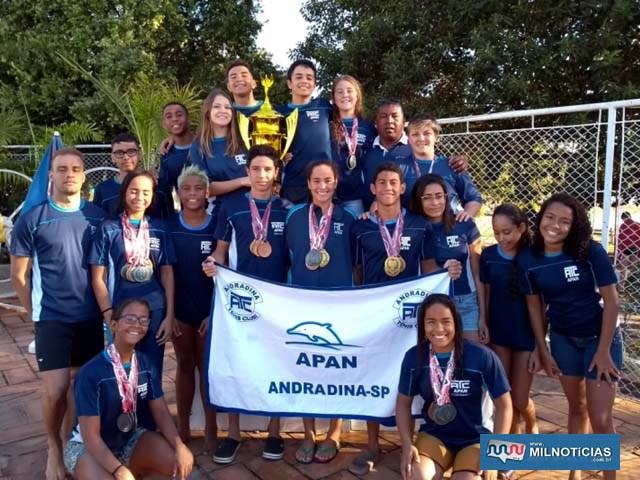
[{"left": 22, "top": 132, "right": 64, "bottom": 215}]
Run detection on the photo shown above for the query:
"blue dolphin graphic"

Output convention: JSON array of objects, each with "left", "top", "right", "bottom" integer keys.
[{"left": 286, "top": 322, "right": 344, "bottom": 346}]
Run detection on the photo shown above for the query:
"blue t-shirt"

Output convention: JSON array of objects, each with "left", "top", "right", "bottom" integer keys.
[
  {"left": 286, "top": 203, "right": 355, "bottom": 287},
  {"left": 401, "top": 155, "right": 483, "bottom": 210},
  {"left": 189, "top": 137, "right": 249, "bottom": 213},
  {"left": 361, "top": 138, "right": 414, "bottom": 210},
  {"left": 233, "top": 101, "right": 264, "bottom": 117},
  {"left": 517, "top": 242, "right": 617, "bottom": 337},
  {"left": 158, "top": 144, "right": 191, "bottom": 191},
  {"left": 351, "top": 210, "right": 434, "bottom": 285},
  {"left": 430, "top": 219, "right": 481, "bottom": 295},
  {"left": 89, "top": 216, "right": 176, "bottom": 311},
  {"left": 10, "top": 199, "right": 105, "bottom": 323},
  {"left": 276, "top": 98, "right": 332, "bottom": 190},
  {"left": 70, "top": 350, "right": 162, "bottom": 451},
  {"left": 214, "top": 193, "right": 290, "bottom": 283},
  {"left": 479, "top": 245, "right": 534, "bottom": 351},
  {"left": 398, "top": 340, "right": 510, "bottom": 449},
  {"left": 93, "top": 177, "right": 175, "bottom": 220},
  {"left": 166, "top": 213, "right": 217, "bottom": 324},
  {"left": 331, "top": 117, "right": 376, "bottom": 202}
]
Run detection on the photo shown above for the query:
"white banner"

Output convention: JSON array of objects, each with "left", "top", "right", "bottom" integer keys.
[{"left": 206, "top": 265, "right": 451, "bottom": 424}]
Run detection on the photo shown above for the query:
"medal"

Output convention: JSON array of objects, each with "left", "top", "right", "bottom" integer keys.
[
  {"left": 116, "top": 411, "right": 137, "bottom": 433},
  {"left": 342, "top": 118, "right": 359, "bottom": 171},
  {"left": 307, "top": 203, "right": 334, "bottom": 270},
  {"left": 121, "top": 213, "right": 153, "bottom": 282},
  {"left": 305, "top": 249, "right": 323, "bottom": 270},
  {"left": 248, "top": 196, "right": 273, "bottom": 258},
  {"left": 430, "top": 403, "right": 457, "bottom": 426},
  {"left": 428, "top": 344, "right": 456, "bottom": 426},
  {"left": 106, "top": 344, "right": 138, "bottom": 435},
  {"left": 376, "top": 211, "right": 405, "bottom": 278}
]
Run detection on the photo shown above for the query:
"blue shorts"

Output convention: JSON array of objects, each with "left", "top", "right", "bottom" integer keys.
[
  {"left": 63, "top": 427, "right": 147, "bottom": 473},
  {"left": 455, "top": 293, "right": 479, "bottom": 332},
  {"left": 550, "top": 327, "right": 624, "bottom": 379}
]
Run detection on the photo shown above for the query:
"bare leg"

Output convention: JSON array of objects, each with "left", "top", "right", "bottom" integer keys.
[
  {"left": 510, "top": 350, "right": 538, "bottom": 434},
  {"left": 74, "top": 451, "right": 113, "bottom": 480},
  {"left": 267, "top": 417, "right": 280, "bottom": 437},
  {"left": 412, "top": 453, "right": 444, "bottom": 480},
  {"left": 493, "top": 345, "right": 520, "bottom": 433},
  {"left": 40, "top": 368, "right": 71, "bottom": 480},
  {"left": 559, "top": 375, "right": 588, "bottom": 480},
  {"left": 194, "top": 327, "right": 217, "bottom": 452},
  {"left": 315, "top": 418, "right": 342, "bottom": 462},
  {"left": 296, "top": 418, "right": 316, "bottom": 463},
  {"left": 61, "top": 368, "right": 79, "bottom": 443},
  {"left": 586, "top": 380, "right": 617, "bottom": 480},
  {"left": 173, "top": 321, "right": 198, "bottom": 443},
  {"left": 128, "top": 431, "right": 178, "bottom": 477},
  {"left": 227, "top": 413, "right": 241, "bottom": 441}
]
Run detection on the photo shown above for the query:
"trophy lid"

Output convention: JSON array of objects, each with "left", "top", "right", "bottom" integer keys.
[{"left": 252, "top": 76, "right": 282, "bottom": 119}]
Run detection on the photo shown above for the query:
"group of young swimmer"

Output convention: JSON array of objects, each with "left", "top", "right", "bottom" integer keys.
[{"left": 9, "top": 57, "right": 622, "bottom": 480}]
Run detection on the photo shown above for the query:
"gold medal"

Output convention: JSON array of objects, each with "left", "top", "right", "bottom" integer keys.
[
  {"left": 319, "top": 249, "right": 330, "bottom": 268},
  {"left": 257, "top": 240, "right": 272, "bottom": 258},
  {"left": 384, "top": 256, "right": 404, "bottom": 277},
  {"left": 397, "top": 256, "right": 406, "bottom": 273}
]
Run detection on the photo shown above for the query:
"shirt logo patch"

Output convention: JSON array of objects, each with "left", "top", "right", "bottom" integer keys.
[
  {"left": 270, "top": 221, "right": 285, "bottom": 235},
  {"left": 201, "top": 240, "right": 213, "bottom": 254},
  {"left": 446, "top": 235, "right": 460, "bottom": 248},
  {"left": 400, "top": 236, "right": 411, "bottom": 250},
  {"left": 306, "top": 110, "right": 320, "bottom": 121},
  {"left": 357, "top": 133, "right": 366, "bottom": 145},
  {"left": 564, "top": 266, "right": 580, "bottom": 282},
  {"left": 450, "top": 379, "right": 471, "bottom": 395},
  {"left": 137, "top": 382, "right": 148, "bottom": 399},
  {"left": 235, "top": 154, "right": 247, "bottom": 166},
  {"left": 149, "top": 237, "right": 161, "bottom": 251},
  {"left": 333, "top": 222, "right": 344, "bottom": 235}
]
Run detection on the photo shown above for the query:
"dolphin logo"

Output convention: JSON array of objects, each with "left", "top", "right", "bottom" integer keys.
[{"left": 285, "top": 322, "right": 361, "bottom": 350}]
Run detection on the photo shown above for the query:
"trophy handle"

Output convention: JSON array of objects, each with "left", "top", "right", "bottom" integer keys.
[
  {"left": 280, "top": 108, "right": 299, "bottom": 159},
  {"left": 237, "top": 111, "right": 251, "bottom": 150}
]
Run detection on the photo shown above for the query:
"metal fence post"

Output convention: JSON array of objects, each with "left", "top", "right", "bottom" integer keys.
[{"left": 600, "top": 106, "right": 617, "bottom": 251}]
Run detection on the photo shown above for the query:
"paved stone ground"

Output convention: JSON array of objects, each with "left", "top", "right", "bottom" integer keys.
[{"left": 1, "top": 300, "right": 639, "bottom": 480}]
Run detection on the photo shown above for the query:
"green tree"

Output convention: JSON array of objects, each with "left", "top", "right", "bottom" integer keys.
[{"left": 294, "top": 0, "right": 640, "bottom": 118}]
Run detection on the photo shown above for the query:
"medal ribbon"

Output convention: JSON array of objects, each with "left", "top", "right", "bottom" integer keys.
[
  {"left": 412, "top": 156, "right": 435, "bottom": 179},
  {"left": 308, "top": 203, "right": 335, "bottom": 250},
  {"left": 248, "top": 196, "right": 272, "bottom": 241},
  {"left": 428, "top": 344, "right": 455, "bottom": 406},
  {"left": 121, "top": 212, "right": 150, "bottom": 266},
  {"left": 375, "top": 211, "right": 404, "bottom": 257},
  {"left": 106, "top": 343, "right": 138, "bottom": 413},
  {"left": 341, "top": 118, "right": 359, "bottom": 158}
]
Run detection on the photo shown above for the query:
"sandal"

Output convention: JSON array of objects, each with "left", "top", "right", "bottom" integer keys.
[
  {"left": 314, "top": 439, "right": 340, "bottom": 463},
  {"left": 348, "top": 449, "right": 379, "bottom": 475},
  {"left": 295, "top": 441, "right": 316, "bottom": 464}
]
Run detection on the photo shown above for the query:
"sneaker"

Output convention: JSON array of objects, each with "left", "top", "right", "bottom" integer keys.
[
  {"left": 262, "top": 435, "right": 285, "bottom": 460},
  {"left": 213, "top": 437, "right": 240, "bottom": 464}
]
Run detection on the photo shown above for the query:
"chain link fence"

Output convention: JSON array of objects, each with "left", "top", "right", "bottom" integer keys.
[{"left": 438, "top": 101, "right": 640, "bottom": 399}]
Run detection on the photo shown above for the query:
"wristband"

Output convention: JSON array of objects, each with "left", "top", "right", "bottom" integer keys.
[
  {"left": 112, "top": 464, "right": 124, "bottom": 475},
  {"left": 102, "top": 307, "right": 113, "bottom": 314}
]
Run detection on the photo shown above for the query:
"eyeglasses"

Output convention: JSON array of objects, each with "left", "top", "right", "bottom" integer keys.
[
  {"left": 118, "top": 314, "right": 151, "bottom": 326},
  {"left": 112, "top": 148, "right": 139, "bottom": 159},
  {"left": 421, "top": 193, "right": 446, "bottom": 201}
]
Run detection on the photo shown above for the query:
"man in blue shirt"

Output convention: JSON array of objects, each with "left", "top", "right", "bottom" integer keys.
[
  {"left": 276, "top": 59, "right": 332, "bottom": 204},
  {"left": 10, "top": 148, "right": 105, "bottom": 480},
  {"left": 226, "top": 59, "right": 264, "bottom": 116},
  {"left": 158, "top": 102, "right": 194, "bottom": 194}
]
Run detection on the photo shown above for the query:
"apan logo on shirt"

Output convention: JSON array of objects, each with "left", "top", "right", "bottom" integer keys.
[
  {"left": 446, "top": 235, "right": 460, "bottom": 248},
  {"left": 400, "top": 236, "right": 411, "bottom": 250},
  {"left": 450, "top": 379, "right": 471, "bottom": 395},
  {"left": 149, "top": 237, "right": 161, "bottom": 251},
  {"left": 271, "top": 221, "right": 285, "bottom": 234},
  {"left": 200, "top": 240, "right": 213, "bottom": 254},
  {"left": 306, "top": 110, "right": 320, "bottom": 121},
  {"left": 564, "top": 266, "right": 580, "bottom": 282},
  {"left": 333, "top": 222, "right": 344, "bottom": 235},
  {"left": 235, "top": 154, "right": 247, "bottom": 166},
  {"left": 137, "top": 382, "right": 148, "bottom": 399}
]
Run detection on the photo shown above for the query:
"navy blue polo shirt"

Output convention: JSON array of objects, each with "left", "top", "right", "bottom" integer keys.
[{"left": 158, "top": 144, "right": 191, "bottom": 191}]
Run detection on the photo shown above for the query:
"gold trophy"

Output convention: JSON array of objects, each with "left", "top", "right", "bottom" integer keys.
[{"left": 237, "top": 76, "right": 298, "bottom": 160}]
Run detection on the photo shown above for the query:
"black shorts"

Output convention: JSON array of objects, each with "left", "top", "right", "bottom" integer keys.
[{"left": 34, "top": 319, "right": 104, "bottom": 372}]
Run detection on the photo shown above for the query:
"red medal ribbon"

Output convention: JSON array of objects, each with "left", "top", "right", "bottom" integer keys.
[
  {"left": 375, "top": 211, "right": 404, "bottom": 257},
  {"left": 412, "top": 156, "right": 435, "bottom": 179},
  {"left": 341, "top": 118, "right": 359, "bottom": 158},
  {"left": 248, "top": 196, "right": 272, "bottom": 241},
  {"left": 106, "top": 343, "right": 138, "bottom": 413},
  {"left": 308, "top": 203, "right": 335, "bottom": 250},
  {"left": 428, "top": 344, "right": 455, "bottom": 406},
  {"left": 121, "top": 212, "right": 150, "bottom": 266}
]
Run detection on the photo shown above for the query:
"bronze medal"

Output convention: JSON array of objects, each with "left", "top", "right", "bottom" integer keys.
[
  {"left": 257, "top": 240, "right": 272, "bottom": 258},
  {"left": 249, "top": 239, "right": 258, "bottom": 256},
  {"left": 305, "top": 249, "right": 322, "bottom": 270},
  {"left": 319, "top": 248, "right": 330, "bottom": 268}
]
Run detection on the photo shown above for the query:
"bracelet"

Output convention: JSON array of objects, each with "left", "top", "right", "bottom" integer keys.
[
  {"left": 111, "top": 464, "right": 124, "bottom": 475},
  {"left": 101, "top": 307, "right": 113, "bottom": 314}
]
